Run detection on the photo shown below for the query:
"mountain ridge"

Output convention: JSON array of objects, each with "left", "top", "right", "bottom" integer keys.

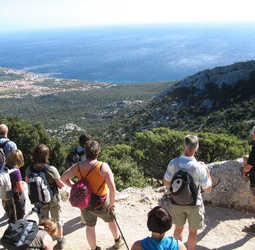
[{"left": 115, "top": 60, "right": 255, "bottom": 140}]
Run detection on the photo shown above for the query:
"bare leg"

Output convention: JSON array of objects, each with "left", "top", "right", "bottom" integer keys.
[
  {"left": 57, "top": 225, "right": 63, "bottom": 239},
  {"left": 86, "top": 226, "right": 96, "bottom": 250},
  {"left": 174, "top": 225, "right": 184, "bottom": 241},
  {"left": 108, "top": 221, "right": 119, "bottom": 239},
  {"left": 187, "top": 228, "right": 197, "bottom": 250}
]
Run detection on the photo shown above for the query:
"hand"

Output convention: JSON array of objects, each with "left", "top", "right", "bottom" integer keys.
[
  {"left": 108, "top": 203, "right": 115, "bottom": 214},
  {"left": 244, "top": 164, "right": 253, "bottom": 174}
]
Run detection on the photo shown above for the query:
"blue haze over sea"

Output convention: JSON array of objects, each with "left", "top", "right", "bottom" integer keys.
[{"left": 0, "top": 23, "right": 255, "bottom": 83}]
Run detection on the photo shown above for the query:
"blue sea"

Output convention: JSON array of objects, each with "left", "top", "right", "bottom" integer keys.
[{"left": 0, "top": 23, "right": 255, "bottom": 83}]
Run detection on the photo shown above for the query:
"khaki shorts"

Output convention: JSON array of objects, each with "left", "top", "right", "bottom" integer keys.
[
  {"left": 39, "top": 197, "right": 63, "bottom": 227},
  {"left": 170, "top": 204, "right": 205, "bottom": 230},
  {"left": 81, "top": 194, "right": 114, "bottom": 227}
]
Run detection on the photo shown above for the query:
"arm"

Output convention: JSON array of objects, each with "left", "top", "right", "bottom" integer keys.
[
  {"left": 163, "top": 159, "right": 174, "bottom": 187},
  {"left": 16, "top": 180, "right": 25, "bottom": 193},
  {"left": 202, "top": 166, "right": 212, "bottom": 193},
  {"left": 55, "top": 178, "right": 65, "bottom": 189},
  {"left": 42, "top": 233, "right": 54, "bottom": 250},
  {"left": 61, "top": 164, "right": 78, "bottom": 187},
  {"left": 163, "top": 178, "right": 170, "bottom": 187},
  {"left": 131, "top": 241, "right": 142, "bottom": 250},
  {"left": 100, "top": 162, "right": 116, "bottom": 210},
  {"left": 178, "top": 240, "right": 187, "bottom": 250}
]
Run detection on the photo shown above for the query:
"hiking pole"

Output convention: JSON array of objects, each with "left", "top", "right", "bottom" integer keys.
[{"left": 110, "top": 210, "right": 130, "bottom": 250}]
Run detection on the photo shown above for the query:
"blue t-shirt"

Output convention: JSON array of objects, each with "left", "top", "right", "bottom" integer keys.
[
  {"left": 141, "top": 236, "right": 179, "bottom": 250},
  {"left": 0, "top": 138, "right": 17, "bottom": 158}
]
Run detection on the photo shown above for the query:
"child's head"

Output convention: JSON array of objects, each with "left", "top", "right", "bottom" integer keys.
[
  {"left": 147, "top": 206, "right": 172, "bottom": 234},
  {"left": 40, "top": 219, "right": 58, "bottom": 238}
]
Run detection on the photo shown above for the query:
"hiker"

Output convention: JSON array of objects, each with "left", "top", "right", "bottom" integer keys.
[
  {"left": 0, "top": 124, "right": 17, "bottom": 169},
  {"left": 25, "top": 144, "right": 66, "bottom": 250},
  {"left": 243, "top": 126, "right": 255, "bottom": 190},
  {"left": 242, "top": 126, "right": 255, "bottom": 232},
  {"left": 65, "top": 132, "right": 91, "bottom": 224},
  {"left": 2, "top": 149, "right": 26, "bottom": 222},
  {"left": 61, "top": 140, "right": 123, "bottom": 250},
  {"left": 65, "top": 132, "right": 91, "bottom": 167},
  {"left": 131, "top": 206, "right": 186, "bottom": 250},
  {"left": 29, "top": 218, "right": 58, "bottom": 250},
  {"left": 163, "top": 135, "right": 212, "bottom": 250}
]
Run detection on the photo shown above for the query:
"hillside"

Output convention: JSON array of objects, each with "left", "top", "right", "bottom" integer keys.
[{"left": 115, "top": 60, "right": 255, "bottom": 140}]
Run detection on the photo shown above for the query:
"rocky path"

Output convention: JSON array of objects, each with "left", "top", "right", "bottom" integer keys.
[{"left": 0, "top": 187, "right": 255, "bottom": 250}]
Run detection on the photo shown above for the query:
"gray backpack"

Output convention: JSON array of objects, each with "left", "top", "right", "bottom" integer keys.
[
  {"left": 0, "top": 167, "right": 16, "bottom": 200},
  {"left": 169, "top": 160, "right": 199, "bottom": 206}
]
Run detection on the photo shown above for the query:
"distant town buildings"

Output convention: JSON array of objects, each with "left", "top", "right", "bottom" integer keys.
[{"left": 0, "top": 67, "right": 116, "bottom": 99}]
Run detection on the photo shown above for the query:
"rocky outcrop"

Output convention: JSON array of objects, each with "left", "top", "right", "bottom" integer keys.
[
  {"left": 203, "top": 158, "right": 255, "bottom": 212},
  {"left": 169, "top": 60, "right": 255, "bottom": 91},
  {"left": 117, "top": 158, "right": 255, "bottom": 212}
]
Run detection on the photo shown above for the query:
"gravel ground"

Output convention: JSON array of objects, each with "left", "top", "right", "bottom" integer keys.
[{"left": 0, "top": 187, "right": 255, "bottom": 250}]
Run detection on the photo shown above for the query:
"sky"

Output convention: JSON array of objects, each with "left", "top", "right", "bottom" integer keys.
[{"left": 0, "top": 0, "right": 255, "bottom": 31}]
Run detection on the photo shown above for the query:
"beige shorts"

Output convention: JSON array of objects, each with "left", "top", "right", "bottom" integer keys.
[
  {"left": 81, "top": 194, "right": 114, "bottom": 227},
  {"left": 170, "top": 204, "right": 205, "bottom": 230}
]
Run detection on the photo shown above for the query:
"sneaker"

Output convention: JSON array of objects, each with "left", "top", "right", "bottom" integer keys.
[
  {"left": 113, "top": 236, "right": 124, "bottom": 249},
  {"left": 56, "top": 237, "right": 66, "bottom": 250}
]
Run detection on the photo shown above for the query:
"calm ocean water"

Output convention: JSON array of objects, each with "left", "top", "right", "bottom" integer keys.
[{"left": 0, "top": 23, "right": 255, "bottom": 83}]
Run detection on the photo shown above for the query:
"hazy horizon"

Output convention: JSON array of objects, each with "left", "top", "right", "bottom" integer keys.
[
  {"left": 1, "top": 23, "right": 254, "bottom": 83},
  {"left": 1, "top": 0, "right": 255, "bottom": 31}
]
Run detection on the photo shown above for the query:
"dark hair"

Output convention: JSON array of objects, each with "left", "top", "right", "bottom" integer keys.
[
  {"left": 79, "top": 133, "right": 91, "bottom": 146},
  {"left": 85, "top": 140, "right": 101, "bottom": 160},
  {"left": 33, "top": 144, "right": 50, "bottom": 164},
  {"left": 147, "top": 206, "right": 172, "bottom": 234}
]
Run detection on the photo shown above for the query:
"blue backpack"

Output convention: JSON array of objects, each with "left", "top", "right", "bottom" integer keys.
[{"left": 1, "top": 219, "right": 40, "bottom": 250}]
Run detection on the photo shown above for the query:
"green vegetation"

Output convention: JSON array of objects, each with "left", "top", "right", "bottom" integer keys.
[
  {"left": 0, "top": 117, "right": 67, "bottom": 176},
  {"left": 101, "top": 128, "right": 249, "bottom": 188},
  {"left": 0, "top": 81, "right": 174, "bottom": 138},
  {"left": 1, "top": 117, "right": 249, "bottom": 190}
]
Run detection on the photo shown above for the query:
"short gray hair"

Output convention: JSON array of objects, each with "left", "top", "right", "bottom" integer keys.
[{"left": 184, "top": 135, "right": 199, "bottom": 152}]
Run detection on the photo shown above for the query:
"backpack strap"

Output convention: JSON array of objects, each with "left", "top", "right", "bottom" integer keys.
[
  {"left": 94, "top": 162, "right": 105, "bottom": 195},
  {"left": 77, "top": 162, "right": 105, "bottom": 195},
  {"left": 77, "top": 162, "right": 97, "bottom": 179},
  {"left": 0, "top": 139, "right": 10, "bottom": 148},
  {"left": 0, "top": 139, "right": 10, "bottom": 155}
]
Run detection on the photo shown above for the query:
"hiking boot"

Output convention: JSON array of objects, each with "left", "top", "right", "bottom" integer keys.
[
  {"left": 55, "top": 237, "right": 66, "bottom": 250},
  {"left": 243, "top": 224, "right": 255, "bottom": 234},
  {"left": 113, "top": 236, "right": 124, "bottom": 249},
  {"left": 92, "top": 247, "right": 101, "bottom": 250}
]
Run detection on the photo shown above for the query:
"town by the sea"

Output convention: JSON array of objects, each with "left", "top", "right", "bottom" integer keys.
[{"left": 0, "top": 23, "right": 255, "bottom": 83}]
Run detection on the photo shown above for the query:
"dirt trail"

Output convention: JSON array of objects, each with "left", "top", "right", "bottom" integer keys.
[{"left": 0, "top": 187, "right": 255, "bottom": 250}]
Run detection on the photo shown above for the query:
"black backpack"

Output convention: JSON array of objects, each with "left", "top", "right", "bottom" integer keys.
[
  {"left": 169, "top": 170, "right": 199, "bottom": 206},
  {"left": 1, "top": 219, "right": 41, "bottom": 250},
  {"left": 65, "top": 146, "right": 84, "bottom": 167},
  {"left": 0, "top": 140, "right": 9, "bottom": 168},
  {"left": 249, "top": 167, "right": 255, "bottom": 187}
]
